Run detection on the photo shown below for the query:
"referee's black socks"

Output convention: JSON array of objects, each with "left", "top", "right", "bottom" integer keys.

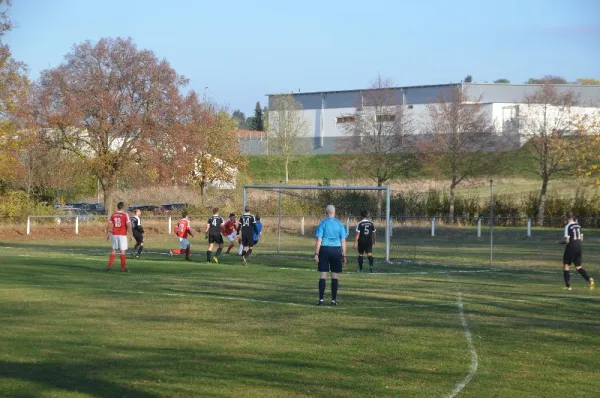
[
  {"left": 319, "top": 279, "right": 326, "bottom": 300},
  {"left": 578, "top": 268, "right": 591, "bottom": 281},
  {"left": 564, "top": 271, "right": 571, "bottom": 287},
  {"left": 331, "top": 279, "right": 339, "bottom": 301}
]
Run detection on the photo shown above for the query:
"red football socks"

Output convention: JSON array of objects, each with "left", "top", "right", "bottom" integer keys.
[
  {"left": 108, "top": 253, "right": 116, "bottom": 268},
  {"left": 185, "top": 247, "right": 190, "bottom": 259},
  {"left": 172, "top": 249, "right": 182, "bottom": 255},
  {"left": 120, "top": 254, "right": 126, "bottom": 271}
]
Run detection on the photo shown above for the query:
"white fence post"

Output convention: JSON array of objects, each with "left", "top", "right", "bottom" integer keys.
[
  {"left": 26, "top": 216, "right": 31, "bottom": 235},
  {"left": 75, "top": 216, "right": 79, "bottom": 235},
  {"left": 431, "top": 217, "right": 435, "bottom": 237},
  {"left": 389, "top": 217, "right": 393, "bottom": 237},
  {"left": 346, "top": 218, "right": 350, "bottom": 235},
  {"left": 300, "top": 217, "right": 305, "bottom": 235},
  {"left": 477, "top": 217, "right": 482, "bottom": 238},
  {"left": 168, "top": 217, "right": 172, "bottom": 234},
  {"left": 527, "top": 217, "right": 532, "bottom": 237}
]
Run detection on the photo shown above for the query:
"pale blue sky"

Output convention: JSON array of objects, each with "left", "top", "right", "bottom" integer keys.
[{"left": 5, "top": 0, "right": 600, "bottom": 114}]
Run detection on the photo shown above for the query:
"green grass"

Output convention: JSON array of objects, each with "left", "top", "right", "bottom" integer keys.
[{"left": 1, "top": 231, "right": 599, "bottom": 397}]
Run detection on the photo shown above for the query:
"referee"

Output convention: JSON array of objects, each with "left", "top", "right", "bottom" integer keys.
[{"left": 314, "top": 204, "right": 347, "bottom": 306}]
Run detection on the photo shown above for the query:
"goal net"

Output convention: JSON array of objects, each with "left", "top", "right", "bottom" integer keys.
[{"left": 242, "top": 184, "right": 391, "bottom": 262}]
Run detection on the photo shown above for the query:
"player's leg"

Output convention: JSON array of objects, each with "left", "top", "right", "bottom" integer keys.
[
  {"left": 317, "top": 247, "right": 330, "bottom": 305},
  {"left": 574, "top": 252, "right": 594, "bottom": 290},
  {"left": 207, "top": 241, "right": 214, "bottom": 263},
  {"left": 137, "top": 240, "right": 144, "bottom": 257},
  {"left": 108, "top": 249, "right": 117, "bottom": 270},
  {"left": 330, "top": 248, "right": 343, "bottom": 305},
  {"left": 226, "top": 234, "right": 236, "bottom": 254},
  {"left": 563, "top": 264, "right": 571, "bottom": 289},
  {"left": 185, "top": 240, "right": 191, "bottom": 260},
  {"left": 357, "top": 249, "right": 364, "bottom": 272},
  {"left": 215, "top": 239, "right": 223, "bottom": 258},
  {"left": 119, "top": 236, "right": 128, "bottom": 271},
  {"left": 367, "top": 251, "right": 374, "bottom": 272}
]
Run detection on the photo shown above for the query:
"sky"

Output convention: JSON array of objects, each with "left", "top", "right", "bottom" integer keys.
[{"left": 4, "top": 0, "right": 600, "bottom": 115}]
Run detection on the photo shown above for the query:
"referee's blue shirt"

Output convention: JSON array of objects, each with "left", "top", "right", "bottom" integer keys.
[{"left": 315, "top": 217, "right": 347, "bottom": 246}]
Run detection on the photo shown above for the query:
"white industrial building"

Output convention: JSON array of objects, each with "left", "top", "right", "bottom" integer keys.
[{"left": 240, "top": 83, "right": 600, "bottom": 154}]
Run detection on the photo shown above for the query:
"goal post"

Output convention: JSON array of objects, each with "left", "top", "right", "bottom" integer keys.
[{"left": 242, "top": 184, "right": 392, "bottom": 262}]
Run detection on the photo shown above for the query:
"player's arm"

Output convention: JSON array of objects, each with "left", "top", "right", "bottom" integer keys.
[
  {"left": 353, "top": 230, "right": 359, "bottom": 248},
  {"left": 372, "top": 229, "right": 376, "bottom": 246},
  {"left": 105, "top": 220, "right": 112, "bottom": 240},
  {"left": 341, "top": 238, "right": 347, "bottom": 264},
  {"left": 314, "top": 237, "right": 322, "bottom": 264}
]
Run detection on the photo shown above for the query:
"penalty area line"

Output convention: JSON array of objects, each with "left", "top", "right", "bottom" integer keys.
[{"left": 446, "top": 291, "right": 479, "bottom": 398}]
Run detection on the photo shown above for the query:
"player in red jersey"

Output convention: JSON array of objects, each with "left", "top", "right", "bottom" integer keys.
[
  {"left": 170, "top": 211, "right": 194, "bottom": 261},
  {"left": 105, "top": 201, "right": 131, "bottom": 272},
  {"left": 223, "top": 213, "right": 238, "bottom": 254}
]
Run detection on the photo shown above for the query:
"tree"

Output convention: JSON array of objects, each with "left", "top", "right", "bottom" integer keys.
[
  {"left": 526, "top": 75, "right": 568, "bottom": 84},
  {"left": 494, "top": 78, "right": 510, "bottom": 84},
  {"left": 33, "top": 37, "right": 189, "bottom": 213},
  {"left": 340, "top": 75, "right": 414, "bottom": 216},
  {"left": 0, "top": 0, "right": 29, "bottom": 185},
  {"left": 463, "top": 75, "right": 473, "bottom": 83},
  {"left": 577, "top": 78, "right": 600, "bottom": 85},
  {"left": 267, "top": 94, "right": 309, "bottom": 183},
  {"left": 231, "top": 109, "right": 246, "bottom": 129},
  {"left": 189, "top": 102, "right": 245, "bottom": 201},
  {"left": 251, "top": 101, "right": 264, "bottom": 131},
  {"left": 420, "top": 86, "right": 496, "bottom": 219},
  {"left": 518, "top": 84, "right": 581, "bottom": 225},
  {"left": 568, "top": 110, "right": 600, "bottom": 184}
]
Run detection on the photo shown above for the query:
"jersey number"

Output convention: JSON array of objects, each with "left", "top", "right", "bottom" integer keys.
[
  {"left": 573, "top": 228, "right": 582, "bottom": 240},
  {"left": 212, "top": 219, "right": 217, "bottom": 226},
  {"left": 363, "top": 226, "right": 370, "bottom": 235},
  {"left": 243, "top": 218, "right": 250, "bottom": 227},
  {"left": 114, "top": 218, "right": 122, "bottom": 227}
]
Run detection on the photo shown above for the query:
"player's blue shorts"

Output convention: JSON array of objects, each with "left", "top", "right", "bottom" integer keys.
[{"left": 318, "top": 246, "right": 343, "bottom": 273}]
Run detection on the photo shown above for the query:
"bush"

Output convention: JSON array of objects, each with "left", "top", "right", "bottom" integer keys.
[{"left": 0, "top": 191, "right": 55, "bottom": 221}]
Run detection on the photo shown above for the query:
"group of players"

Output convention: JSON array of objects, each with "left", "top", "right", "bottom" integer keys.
[
  {"left": 104, "top": 202, "right": 594, "bottom": 300},
  {"left": 104, "top": 202, "right": 263, "bottom": 272}
]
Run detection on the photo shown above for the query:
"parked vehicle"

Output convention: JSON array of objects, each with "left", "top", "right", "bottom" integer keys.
[
  {"left": 126, "top": 205, "right": 159, "bottom": 213},
  {"left": 66, "top": 202, "right": 105, "bottom": 214},
  {"left": 56, "top": 207, "right": 90, "bottom": 224},
  {"left": 161, "top": 203, "right": 193, "bottom": 213}
]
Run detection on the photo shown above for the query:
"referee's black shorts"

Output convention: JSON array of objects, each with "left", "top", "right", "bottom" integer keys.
[{"left": 318, "top": 246, "right": 343, "bottom": 273}]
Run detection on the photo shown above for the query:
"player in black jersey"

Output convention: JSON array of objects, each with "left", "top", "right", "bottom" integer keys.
[
  {"left": 205, "top": 208, "right": 225, "bottom": 263},
  {"left": 561, "top": 211, "right": 594, "bottom": 291},
  {"left": 237, "top": 206, "right": 258, "bottom": 265},
  {"left": 353, "top": 210, "right": 376, "bottom": 272},
  {"left": 131, "top": 209, "right": 145, "bottom": 258}
]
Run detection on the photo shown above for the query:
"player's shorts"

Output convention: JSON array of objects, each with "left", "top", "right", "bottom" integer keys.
[
  {"left": 179, "top": 237, "right": 190, "bottom": 249},
  {"left": 133, "top": 231, "right": 144, "bottom": 244},
  {"left": 209, "top": 233, "right": 224, "bottom": 244},
  {"left": 111, "top": 235, "right": 128, "bottom": 251},
  {"left": 318, "top": 246, "right": 343, "bottom": 273},
  {"left": 563, "top": 245, "right": 582, "bottom": 267},
  {"left": 226, "top": 233, "right": 237, "bottom": 242},
  {"left": 357, "top": 241, "right": 373, "bottom": 255},
  {"left": 241, "top": 234, "right": 254, "bottom": 248}
]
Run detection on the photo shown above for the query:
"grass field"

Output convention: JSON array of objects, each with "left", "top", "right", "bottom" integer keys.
[{"left": 2, "top": 231, "right": 599, "bottom": 397}]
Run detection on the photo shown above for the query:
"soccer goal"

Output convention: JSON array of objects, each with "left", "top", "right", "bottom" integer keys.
[{"left": 242, "top": 185, "right": 392, "bottom": 262}]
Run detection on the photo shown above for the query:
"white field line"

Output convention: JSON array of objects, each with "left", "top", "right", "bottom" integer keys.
[{"left": 446, "top": 291, "right": 479, "bottom": 398}]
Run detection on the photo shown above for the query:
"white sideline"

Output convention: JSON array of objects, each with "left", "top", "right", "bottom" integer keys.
[{"left": 446, "top": 291, "right": 478, "bottom": 398}]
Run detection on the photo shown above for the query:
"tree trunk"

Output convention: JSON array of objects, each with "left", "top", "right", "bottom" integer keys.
[
  {"left": 537, "top": 177, "right": 549, "bottom": 226},
  {"left": 284, "top": 156, "right": 290, "bottom": 183},
  {"left": 376, "top": 179, "right": 383, "bottom": 219},
  {"left": 200, "top": 183, "right": 206, "bottom": 203},
  {"left": 103, "top": 182, "right": 115, "bottom": 215},
  {"left": 449, "top": 181, "right": 456, "bottom": 221}
]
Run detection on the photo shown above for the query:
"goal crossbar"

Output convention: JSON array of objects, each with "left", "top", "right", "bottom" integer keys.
[{"left": 242, "top": 184, "right": 391, "bottom": 262}]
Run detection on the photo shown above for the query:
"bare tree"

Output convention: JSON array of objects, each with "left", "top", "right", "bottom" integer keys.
[
  {"left": 33, "top": 37, "right": 188, "bottom": 212},
  {"left": 267, "top": 94, "right": 309, "bottom": 183},
  {"left": 518, "top": 84, "right": 582, "bottom": 224},
  {"left": 340, "top": 75, "right": 414, "bottom": 216},
  {"left": 421, "top": 86, "right": 495, "bottom": 219}
]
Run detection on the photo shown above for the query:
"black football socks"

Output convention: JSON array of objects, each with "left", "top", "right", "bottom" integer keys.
[
  {"left": 564, "top": 271, "right": 571, "bottom": 287},
  {"left": 578, "top": 268, "right": 591, "bottom": 281},
  {"left": 137, "top": 246, "right": 143, "bottom": 257},
  {"left": 331, "top": 279, "right": 339, "bottom": 301},
  {"left": 207, "top": 250, "right": 212, "bottom": 262},
  {"left": 319, "top": 279, "right": 326, "bottom": 300},
  {"left": 215, "top": 248, "right": 223, "bottom": 258},
  {"left": 358, "top": 256, "right": 363, "bottom": 270},
  {"left": 368, "top": 255, "right": 374, "bottom": 268}
]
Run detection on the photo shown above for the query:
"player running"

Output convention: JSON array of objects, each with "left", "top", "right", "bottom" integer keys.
[
  {"left": 561, "top": 211, "right": 594, "bottom": 291},
  {"left": 238, "top": 207, "right": 258, "bottom": 265},
  {"left": 105, "top": 201, "right": 131, "bottom": 272},
  {"left": 131, "top": 209, "right": 145, "bottom": 258},
  {"left": 223, "top": 213, "right": 238, "bottom": 255},
  {"left": 206, "top": 208, "right": 225, "bottom": 263},
  {"left": 170, "top": 211, "right": 194, "bottom": 261},
  {"left": 353, "top": 211, "right": 376, "bottom": 273}
]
